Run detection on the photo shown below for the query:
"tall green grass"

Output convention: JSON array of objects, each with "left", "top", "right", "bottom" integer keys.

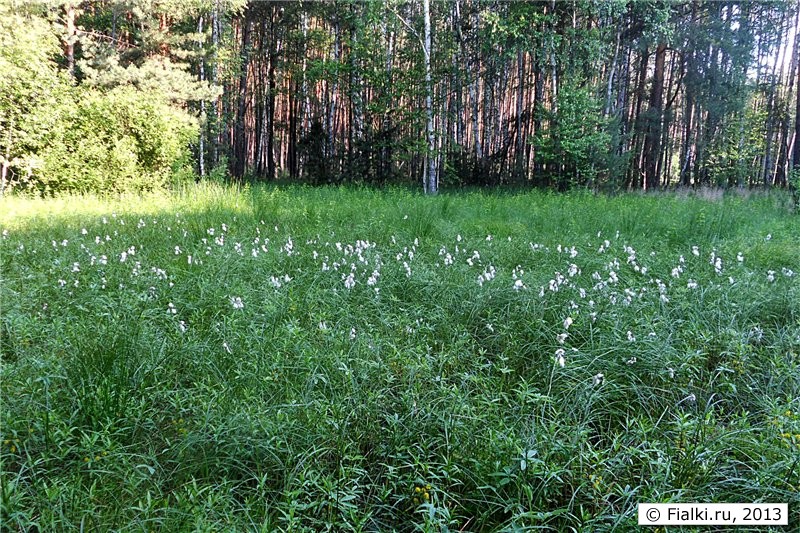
[{"left": 2, "top": 184, "right": 799, "bottom": 531}]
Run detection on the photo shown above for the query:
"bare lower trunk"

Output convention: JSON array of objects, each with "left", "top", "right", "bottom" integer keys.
[
  {"left": 198, "top": 15, "right": 206, "bottom": 178},
  {"left": 605, "top": 30, "right": 620, "bottom": 117},
  {"left": 424, "top": 0, "right": 437, "bottom": 194},
  {"left": 233, "top": 15, "right": 252, "bottom": 178},
  {"left": 515, "top": 49, "right": 525, "bottom": 181},
  {"left": 643, "top": 43, "right": 666, "bottom": 191}
]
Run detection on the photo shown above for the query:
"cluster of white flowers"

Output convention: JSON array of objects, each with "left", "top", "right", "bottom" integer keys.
[
  {"left": 27, "top": 211, "right": 795, "bottom": 386},
  {"left": 477, "top": 265, "right": 497, "bottom": 287}
]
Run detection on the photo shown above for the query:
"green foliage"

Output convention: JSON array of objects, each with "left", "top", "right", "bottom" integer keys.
[
  {"left": 0, "top": 8, "right": 71, "bottom": 192},
  {"left": 38, "top": 87, "right": 198, "bottom": 194},
  {"left": 0, "top": 7, "right": 199, "bottom": 195},
  {"left": 533, "top": 82, "right": 612, "bottom": 189},
  {"left": 707, "top": 94, "right": 766, "bottom": 188}
]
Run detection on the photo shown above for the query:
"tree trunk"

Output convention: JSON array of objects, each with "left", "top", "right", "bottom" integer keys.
[
  {"left": 762, "top": 11, "right": 786, "bottom": 187},
  {"left": 629, "top": 47, "right": 648, "bottom": 189},
  {"left": 793, "top": 45, "right": 800, "bottom": 171},
  {"left": 267, "top": 9, "right": 278, "bottom": 180},
  {"left": 350, "top": 4, "right": 364, "bottom": 163},
  {"left": 198, "top": 15, "right": 206, "bottom": 178},
  {"left": 605, "top": 29, "right": 621, "bottom": 117},
  {"left": 233, "top": 15, "right": 252, "bottom": 178},
  {"left": 1, "top": 122, "right": 9, "bottom": 196},
  {"left": 776, "top": 5, "right": 799, "bottom": 187},
  {"left": 643, "top": 43, "right": 666, "bottom": 191},
  {"left": 380, "top": 9, "right": 395, "bottom": 182},
  {"left": 211, "top": 0, "right": 221, "bottom": 166},
  {"left": 423, "top": 0, "right": 437, "bottom": 194},
  {"left": 514, "top": 49, "right": 525, "bottom": 181}
]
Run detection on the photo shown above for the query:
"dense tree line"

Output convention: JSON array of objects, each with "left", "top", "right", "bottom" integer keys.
[{"left": 3, "top": 1, "right": 800, "bottom": 195}]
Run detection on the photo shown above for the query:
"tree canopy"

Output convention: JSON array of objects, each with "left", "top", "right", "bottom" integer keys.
[{"left": 3, "top": 1, "right": 800, "bottom": 195}]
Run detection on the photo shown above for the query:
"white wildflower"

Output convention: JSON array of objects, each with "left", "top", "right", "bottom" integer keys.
[
  {"left": 555, "top": 349, "right": 566, "bottom": 368},
  {"left": 680, "top": 393, "right": 697, "bottom": 405}
]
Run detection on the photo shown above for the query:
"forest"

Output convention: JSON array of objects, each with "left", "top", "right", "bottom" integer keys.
[{"left": 2, "top": 0, "right": 800, "bottom": 195}]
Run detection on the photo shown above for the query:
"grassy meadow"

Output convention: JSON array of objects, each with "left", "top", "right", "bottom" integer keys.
[{"left": 1, "top": 185, "right": 799, "bottom": 531}]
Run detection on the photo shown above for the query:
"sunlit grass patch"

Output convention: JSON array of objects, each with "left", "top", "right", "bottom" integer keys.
[{"left": 1, "top": 184, "right": 798, "bottom": 530}]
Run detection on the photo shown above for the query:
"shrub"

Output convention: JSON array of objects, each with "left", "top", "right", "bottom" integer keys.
[
  {"left": 39, "top": 87, "right": 198, "bottom": 194},
  {"left": 0, "top": 9, "right": 198, "bottom": 196}
]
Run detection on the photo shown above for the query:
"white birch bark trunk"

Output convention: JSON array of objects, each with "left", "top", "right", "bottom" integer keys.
[{"left": 424, "top": 0, "right": 437, "bottom": 194}]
